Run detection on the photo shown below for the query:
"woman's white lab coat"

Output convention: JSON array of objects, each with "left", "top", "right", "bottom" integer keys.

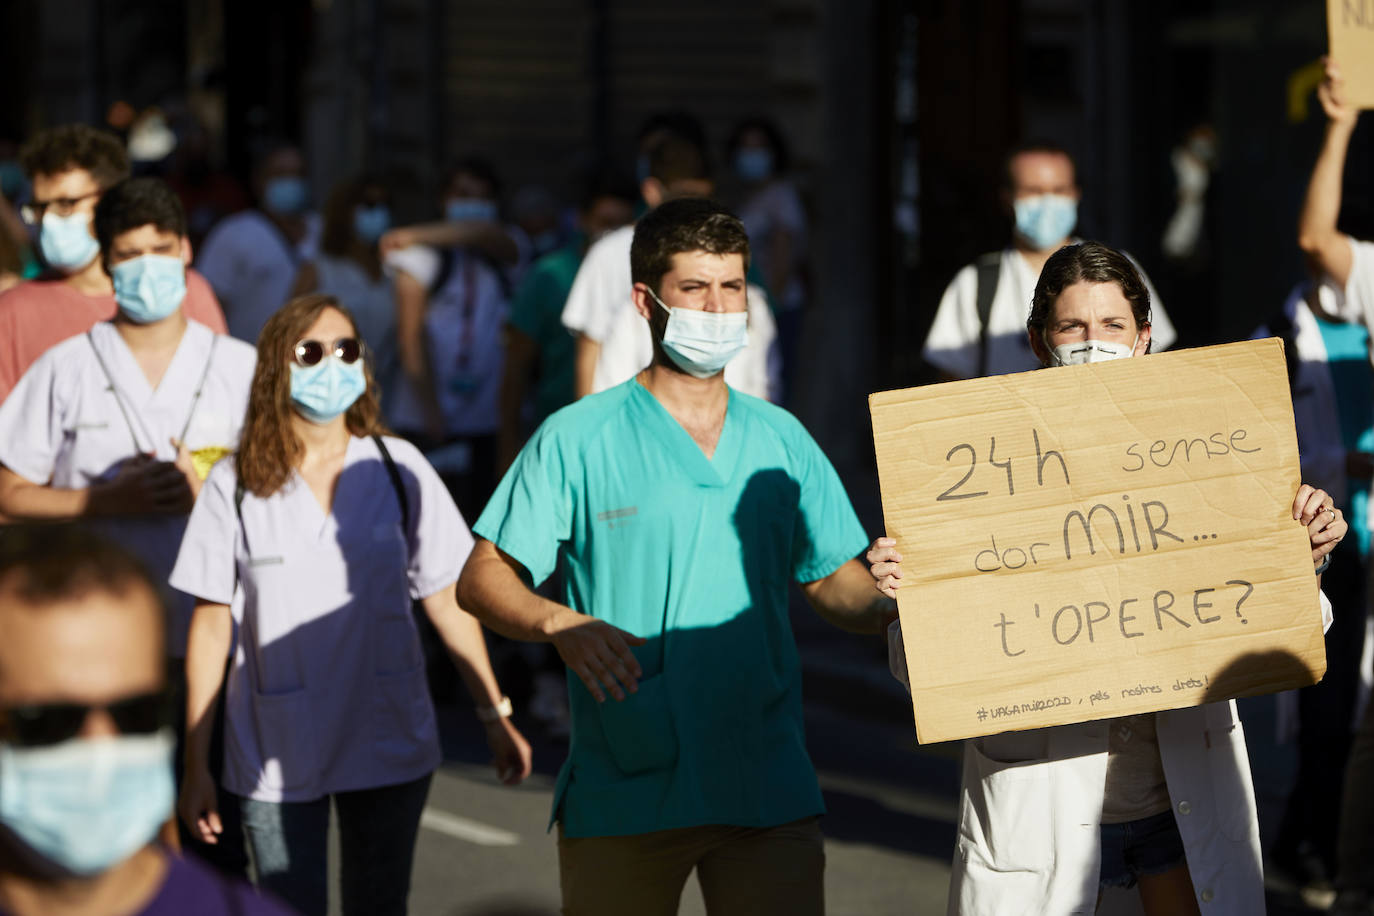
[{"left": 889, "top": 591, "right": 1332, "bottom": 916}]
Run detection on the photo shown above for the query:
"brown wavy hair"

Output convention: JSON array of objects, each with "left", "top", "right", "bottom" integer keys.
[{"left": 236, "top": 294, "right": 388, "bottom": 497}]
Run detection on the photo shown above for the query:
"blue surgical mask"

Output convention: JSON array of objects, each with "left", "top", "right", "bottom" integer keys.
[
  {"left": 445, "top": 198, "right": 499, "bottom": 224},
  {"left": 262, "top": 176, "right": 310, "bottom": 216},
  {"left": 290, "top": 357, "right": 367, "bottom": 424},
  {"left": 0, "top": 731, "right": 174, "bottom": 876},
  {"left": 1013, "top": 194, "right": 1078, "bottom": 251},
  {"left": 353, "top": 204, "right": 391, "bottom": 243},
  {"left": 39, "top": 211, "right": 100, "bottom": 273},
  {"left": 111, "top": 254, "right": 187, "bottom": 324},
  {"left": 647, "top": 286, "right": 749, "bottom": 378},
  {"left": 734, "top": 148, "right": 774, "bottom": 183}
]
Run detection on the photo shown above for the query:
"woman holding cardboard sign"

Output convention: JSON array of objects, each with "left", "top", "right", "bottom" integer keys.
[{"left": 870, "top": 241, "right": 1346, "bottom": 916}]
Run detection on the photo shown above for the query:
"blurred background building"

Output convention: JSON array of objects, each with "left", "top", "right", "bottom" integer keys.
[{"left": 0, "top": 0, "right": 1354, "bottom": 472}]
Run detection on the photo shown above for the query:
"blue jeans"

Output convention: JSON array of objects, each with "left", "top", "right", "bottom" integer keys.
[{"left": 237, "top": 772, "right": 433, "bottom": 916}]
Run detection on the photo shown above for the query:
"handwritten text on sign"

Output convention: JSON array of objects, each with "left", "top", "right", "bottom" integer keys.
[{"left": 869, "top": 340, "right": 1325, "bottom": 744}]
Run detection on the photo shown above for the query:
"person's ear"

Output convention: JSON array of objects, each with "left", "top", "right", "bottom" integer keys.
[
  {"left": 1134, "top": 323, "right": 1152, "bottom": 357},
  {"left": 631, "top": 283, "right": 654, "bottom": 322},
  {"left": 180, "top": 236, "right": 193, "bottom": 266}
]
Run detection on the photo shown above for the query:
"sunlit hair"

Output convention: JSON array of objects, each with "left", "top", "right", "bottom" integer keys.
[
  {"left": 236, "top": 294, "right": 387, "bottom": 497},
  {"left": 1027, "top": 241, "right": 1152, "bottom": 362}
]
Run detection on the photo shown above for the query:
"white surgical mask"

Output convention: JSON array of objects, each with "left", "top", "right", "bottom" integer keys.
[
  {"left": 1050, "top": 336, "right": 1137, "bottom": 367},
  {"left": 646, "top": 286, "right": 749, "bottom": 378}
]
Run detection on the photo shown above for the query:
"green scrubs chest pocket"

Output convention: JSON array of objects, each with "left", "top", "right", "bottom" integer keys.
[{"left": 596, "top": 674, "right": 679, "bottom": 775}]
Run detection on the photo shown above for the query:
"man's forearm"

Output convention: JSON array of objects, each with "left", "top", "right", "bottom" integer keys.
[
  {"left": 805, "top": 558, "right": 898, "bottom": 635},
  {"left": 0, "top": 472, "right": 90, "bottom": 519},
  {"left": 456, "top": 540, "right": 572, "bottom": 643}
]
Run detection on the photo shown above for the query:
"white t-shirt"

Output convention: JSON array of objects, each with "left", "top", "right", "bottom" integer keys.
[
  {"left": 922, "top": 246, "right": 1177, "bottom": 379},
  {"left": 0, "top": 320, "right": 256, "bottom": 654},
  {"left": 170, "top": 435, "right": 471, "bottom": 802},
  {"left": 197, "top": 210, "right": 314, "bottom": 345},
  {"left": 1319, "top": 237, "right": 1374, "bottom": 354},
  {"left": 385, "top": 245, "right": 509, "bottom": 437},
  {"left": 561, "top": 224, "right": 634, "bottom": 345},
  {"left": 594, "top": 283, "right": 780, "bottom": 401}
]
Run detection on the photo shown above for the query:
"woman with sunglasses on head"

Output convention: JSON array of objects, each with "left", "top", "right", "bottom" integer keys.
[
  {"left": 869, "top": 242, "right": 1346, "bottom": 916},
  {"left": 169, "top": 294, "right": 531, "bottom": 916}
]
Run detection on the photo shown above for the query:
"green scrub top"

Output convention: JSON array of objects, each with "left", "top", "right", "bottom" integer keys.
[
  {"left": 474, "top": 378, "right": 868, "bottom": 838},
  {"left": 506, "top": 237, "right": 583, "bottom": 421}
]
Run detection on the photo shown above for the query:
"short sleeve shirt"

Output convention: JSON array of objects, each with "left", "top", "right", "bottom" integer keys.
[
  {"left": 0, "top": 321, "right": 255, "bottom": 654},
  {"left": 385, "top": 245, "right": 509, "bottom": 436},
  {"left": 507, "top": 240, "right": 583, "bottom": 420},
  {"left": 196, "top": 210, "right": 302, "bottom": 345},
  {"left": 474, "top": 380, "right": 868, "bottom": 837},
  {"left": 0, "top": 270, "right": 226, "bottom": 404},
  {"left": 559, "top": 225, "right": 634, "bottom": 344},
  {"left": 170, "top": 435, "right": 471, "bottom": 801},
  {"left": 922, "top": 246, "right": 1177, "bottom": 378}
]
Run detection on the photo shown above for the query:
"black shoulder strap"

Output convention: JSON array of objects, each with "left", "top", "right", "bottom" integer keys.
[
  {"left": 234, "top": 477, "right": 251, "bottom": 557},
  {"left": 429, "top": 248, "right": 456, "bottom": 297},
  {"left": 373, "top": 435, "right": 411, "bottom": 533},
  {"left": 974, "top": 251, "right": 1002, "bottom": 378}
]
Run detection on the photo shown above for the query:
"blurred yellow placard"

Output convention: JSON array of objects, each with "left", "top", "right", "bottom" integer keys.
[
  {"left": 1330, "top": 0, "right": 1374, "bottom": 109},
  {"left": 870, "top": 340, "right": 1326, "bottom": 743}
]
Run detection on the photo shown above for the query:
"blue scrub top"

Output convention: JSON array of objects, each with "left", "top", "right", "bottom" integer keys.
[{"left": 475, "top": 378, "right": 868, "bottom": 837}]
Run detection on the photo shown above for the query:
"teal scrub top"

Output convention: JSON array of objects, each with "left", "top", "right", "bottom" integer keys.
[
  {"left": 474, "top": 378, "right": 868, "bottom": 837},
  {"left": 507, "top": 238, "right": 583, "bottom": 421}
]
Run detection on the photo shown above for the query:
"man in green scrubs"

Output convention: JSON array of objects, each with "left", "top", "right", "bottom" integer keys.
[{"left": 458, "top": 197, "right": 893, "bottom": 916}]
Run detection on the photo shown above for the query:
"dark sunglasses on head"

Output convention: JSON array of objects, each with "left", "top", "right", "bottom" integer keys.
[
  {"left": 292, "top": 337, "right": 362, "bottom": 367},
  {"left": 3, "top": 689, "right": 170, "bottom": 748}
]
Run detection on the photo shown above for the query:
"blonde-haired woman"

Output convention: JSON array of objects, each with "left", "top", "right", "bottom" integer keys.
[{"left": 172, "top": 294, "right": 530, "bottom": 916}]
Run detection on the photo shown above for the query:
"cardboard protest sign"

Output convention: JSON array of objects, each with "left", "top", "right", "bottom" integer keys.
[
  {"left": 870, "top": 339, "right": 1326, "bottom": 744},
  {"left": 1330, "top": 0, "right": 1374, "bottom": 109}
]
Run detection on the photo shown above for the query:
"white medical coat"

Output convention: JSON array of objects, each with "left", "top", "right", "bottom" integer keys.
[{"left": 888, "top": 587, "right": 1332, "bottom": 916}]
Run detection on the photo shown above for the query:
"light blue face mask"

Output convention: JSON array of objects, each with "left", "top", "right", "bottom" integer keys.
[
  {"left": 111, "top": 254, "right": 187, "bottom": 324},
  {"left": 1013, "top": 194, "right": 1078, "bottom": 251},
  {"left": 262, "top": 176, "right": 310, "bottom": 216},
  {"left": 445, "top": 198, "right": 499, "bottom": 224},
  {"left": 290, "top": 356, "right": 367, "bottom": 424},
  {"left": 0, "top": 731, "right": 174, "bottom": 876},
  {"left": 734, "top": 148, "right": 774, "bottom": 183},
  {"left": 646, "top": 286, "right": 749, "bottom": 378},
  {"left": 39, "top": 211, "right": 101, "bottom": 273},
  {"left": 353, "top": 204, "right": 391, "bottom": 243}
]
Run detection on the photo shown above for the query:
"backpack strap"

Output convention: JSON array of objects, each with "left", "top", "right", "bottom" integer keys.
[
  {"left": 372, "top": 435, "right": 411, "bottom": 534},
  {"left": 234, "top": 477, "right": 251, "bottom": 557},
  {"left": 974, "top": 251, "right": 1002, "bottom": 378}
]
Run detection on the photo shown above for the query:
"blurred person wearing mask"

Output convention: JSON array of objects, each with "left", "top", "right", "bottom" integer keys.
[
  {"left": 922, "top": 141, "right": 1175, "bottom": 380},
  {"left": 0, "top": 524, "right": 294, "bottom": 916},
  {"left": 0, "top": 176, "right": 256, "bottom": 681},
  {"left": 197, "top": 143, "right": 317, "bottom": 345},
  {"left": 562, "top": 132, "right": 780, "bottom": 401},
  {"left": 291, "top": 175, "right": 402, "bottom": 423},
  {"left": 0, "top": 125, "right": 226, "bottom": 403},
  {"left": 172, "top": 294, "right": 530, "bottom": 916},
  {"left": 380, "top": 158, "right": 523, "bottom": 520},
  {"left": 727, "top": 116, "right": 808, "bottom": 401},
  {"left": 497, "top": 172, "right": 636, "bottom": 474},
  {"left": 1296, "top": 56, "right": 1374, "bottom": 916}
]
